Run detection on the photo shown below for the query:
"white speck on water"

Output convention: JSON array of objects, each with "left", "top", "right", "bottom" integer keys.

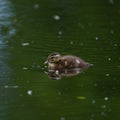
[
  {"left": 23, "top": 67, "right": 28, "bottom": 70},
  {"left": 21, "top": 42, "right": 30, "bottom": 46},
  {"left": 95, "top": 37, "right": 99, "bottom": 40},
  {"left": 80, "top": 42, "right": 84, "bottom": 46},
  {"left": 110, "top": 30, "right": 114, "bottom": 34},
  {"left": 70, "top": 41, "right": 73, "bottom": 44},
  {"left": 34, "top": 4, "right": 39, "bottom": 9},
  {"left": 78, "top": 23, "right": 85, "bottom": 29},
  {"left": 101, "top": 105, "right": 106, "bottom": 109},
  {"left": 27, "top": 90, "right": 32, "bottom": 95},
  {"left": 53, "top": 15, "right": 60, "bottom": 20},
  {"left": 44, "top": 65, "right": 47, "bottom": 68},
  {"left": 58, "top": 31, "right": 62, "bottom": 35},
  {"left": 114, "top": 43, "right": 118, "bottom": 47},
  {"left": 4, "top": 85, "right": 19, "bottom": 88},
  {"left": 109, "top": 0, "right": 114, "bottom": 4},
  {"left": 108, "top": 58, "right": 111, "bottom": 61},
  {"left": 104, "top": 97, "right": 109, "bottom": 101},
  {"left": 108, "top": 108, "right": 112, "bottom": 112},
  {"left": 12, "top": 86, "right": 19, "bottom": 88},
  {"left": 60, "top": 117, "right": 65, "bottom": 120},
  {"left": 94, "top": 83, "right": 98, "bottom": 87},
  {"left": 105, "top": 73, "right": 110, "bottom": 77},
  {"left": 58, "top": 91, "right": 61, "bottom": 95},
  {"left": 101, "top": 111, "right": 106, "bottom": 116},
  {"left": 4, "top": 85, "right": 8, "bottom": 88},
  {"left": 92, "top": 100, "right": 96, "bottom": 104}
]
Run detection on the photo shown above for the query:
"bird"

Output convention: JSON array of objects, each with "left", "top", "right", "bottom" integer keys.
[{"left": 44, "top": 53, "right": 92, "bottom": 70}]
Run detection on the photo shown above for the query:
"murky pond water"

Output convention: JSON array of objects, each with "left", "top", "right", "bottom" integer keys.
[{"left": 0, "top": 0, "right": 120, "bottom": 120}]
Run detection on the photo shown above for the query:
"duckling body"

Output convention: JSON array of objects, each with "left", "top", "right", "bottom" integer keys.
[{"left": 45, "top": 53, "right": 91, "bottom": 70}]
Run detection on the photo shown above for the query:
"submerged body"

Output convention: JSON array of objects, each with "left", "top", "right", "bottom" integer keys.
[{"left": 45, "top": 53, "right": 91, "bottom": 70}]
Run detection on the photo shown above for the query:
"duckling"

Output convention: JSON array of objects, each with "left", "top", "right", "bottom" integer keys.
[{"left": 44, "top": 53, "right": 92, "bottom": 70}]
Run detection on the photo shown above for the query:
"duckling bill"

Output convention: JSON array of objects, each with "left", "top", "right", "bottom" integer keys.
[{"left": 45, "top": 53, "right": 92, "bottom": 70}]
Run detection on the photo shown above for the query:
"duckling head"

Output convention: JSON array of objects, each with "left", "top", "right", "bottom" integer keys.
[{"left": 45, "top": 53, "right": 61, "bottom": 64}]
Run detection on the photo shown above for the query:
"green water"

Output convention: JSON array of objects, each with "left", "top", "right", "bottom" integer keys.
[{"left": 0, "top": 0, "right": 120, "bottom": 120}]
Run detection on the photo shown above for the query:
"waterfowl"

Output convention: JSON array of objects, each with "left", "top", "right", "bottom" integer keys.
[{"left": 44, "top": 53, "right": 92, "bottom": 70}]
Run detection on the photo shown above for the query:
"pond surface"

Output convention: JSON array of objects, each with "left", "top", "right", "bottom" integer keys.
[{"left": 0, "top": 0, "right": 120, "bottom": 120}]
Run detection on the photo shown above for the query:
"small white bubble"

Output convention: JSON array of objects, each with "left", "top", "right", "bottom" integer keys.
[
  {"left": 108, "top": 108, "right": 112, "bottom": 112},
  {"left": 53, "top": 15, "right": 60, "bottom": 20},
  {"left": 78, "top": 23, "right": 85, "bottom": 29},
  {"left": 104, "top": 97, "right": 109, "bottom": 101},
  {"left": 4, "top": 85, "right": 9, "bottom": 88},
  {"left": 12, "top": 86, "right": 19, "bottom": 88},
  {"left": 21, "top": 42, "right": 30, "bottom": 47},
  {"left": 34, "top": 4, "right": 39, "bottom": 9},
  {"left": 114, "top": 43, "right": 118, "bottom": 47},
  {"left": 101, "top": 111, "right": 106, "bottom": 116},
  {"left": 23, "top": 67, "right": 28, "bottom": 70},
  {"left": 27, "top": 90, "right": 32, "bottom": 95},
  {"left": 94, "top": 83, "right": 97, "bottom": 87},
  {"left": 60, "top": 117, "right": 65, "bottom": 120},
  {"left": 109, "top": 0, "right": 114, "bottom": 4},
  {"left": 110, "top": 30, "right": 114, "bottom": 34},
  {"left": 108, "top": 58, "right": 111, "bottom": 61},
  {"left": 80, "top": 42, "right": 84, "bottom": 46},
  {"left": 4, "top": 85, "right": 19, "bottom": 88},
  {"left": 92, "top": 100, "right": 96, "bottom": 104},
  {"left": 101, "top": 105, "right": 106, "bottom": 109},
  {"left": 70, "top": 41, "right": 73, "bottom": 44},
  {"left": 95, "top": 37, "right": 99, "bottom": 40},
  {"left": 58, "top": 91, "right": 61, "bottom": 95},
  {"left": 58, "top": 31, "right": 62, "bottom": 35},
  {"left": 106, "top": 73, "right": 110, "bottom": 77}
]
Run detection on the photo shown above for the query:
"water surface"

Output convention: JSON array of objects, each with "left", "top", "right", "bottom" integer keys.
[{"left": 0, "top": 0, "right": 120, "bottom": 120}]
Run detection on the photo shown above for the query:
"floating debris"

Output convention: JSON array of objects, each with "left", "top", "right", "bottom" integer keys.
[
  {"left": 108, "top": 58, "right": 111, "bottom": 61},
  {"left": 78, "top": 23, "right": 85, "bottom": 29},
  {"left": 104, "top": 97, "right": 109, "bottom": 101},
  {"left": 101, "top": 105, "right": 106, "bottom": 109},
  {"left": 60, "top": 117, "right": 65, "bottom": 120},
  {"left": 105, "top": 73, "right": 110, "bottom": 77},
  {"left": 109, "top": 0, "right": 114, "bottom": 4},
  {"left": 4, "top": 85, "right": 19, "bottom": 88},
  {"left": 27, "top": 90, "right": 32, "bottom": 95},
  {"left": 21, "top": 42, "right": 30, "bottom": 47},
  {"left": 34, "top": 4, "right": 39, "bottom": 9},
  {"left": 23, "top": 67, "right": 28, "bottom": 70},
  {"left": 80, "top": 42, "right": 84, "bottom": 46},
  {"left": 70, "top": 41, "right": 73, "bottom": 45},
  {"left": 77, "top": 96, "right": 86, "bottom": 100},
  {"left": 53, "top": 15, "right": 60, "bottom": 21},
  {"left": 94, "top": 83, "right": 98, "bottom": 87},
  {"left": 114, "top": 43, "right": 118, "bottom": 47},
  {"left": 92, "top": 100, "right": 96, "bottom": 104},
  {"left": 95, "top": 37, "right": 99, "bottom": 40},
  {"left": 58, "top": 31, "right": 63, "bottom": 35},
  {"left": 110, "top": 30, "right": 114, "bottom": 34}
]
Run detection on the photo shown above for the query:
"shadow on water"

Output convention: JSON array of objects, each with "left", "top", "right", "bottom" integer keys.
[{"left": 0, "top": 0, "right": 16, "bottom": 119}]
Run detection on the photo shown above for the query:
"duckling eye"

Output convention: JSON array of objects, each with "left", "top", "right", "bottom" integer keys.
[{"left": 49, "top": 57, "right": 54, "bottom": 62}]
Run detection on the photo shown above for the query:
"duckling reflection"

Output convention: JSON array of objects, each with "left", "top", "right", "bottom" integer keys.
[
  {"left": 45, "top": 68, "right": 86, "bottom": 80},
  {"left": 44, "top": 53, "right": 92, "bottom": 80}
]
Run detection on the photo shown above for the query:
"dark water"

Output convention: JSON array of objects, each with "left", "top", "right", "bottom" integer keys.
[{"left": 0, "top": 0, "right": 120, "bottom": 120}]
